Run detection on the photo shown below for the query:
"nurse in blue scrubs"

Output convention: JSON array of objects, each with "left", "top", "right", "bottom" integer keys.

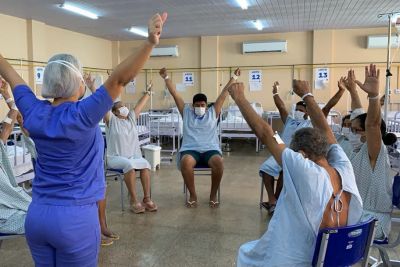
[{"left": 0, "top": 12, "right": 167, "bottom": 267}]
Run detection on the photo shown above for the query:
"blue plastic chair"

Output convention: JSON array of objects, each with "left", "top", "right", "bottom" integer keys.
[
  {"left": 103, "top": 136, "right": 126, "bottom": 210},
  {"left": 312, "top": 218, "right": 377, "bottom": 267},
  {"left": 0, "top": 233, "right": 24, "bottom": 249}
]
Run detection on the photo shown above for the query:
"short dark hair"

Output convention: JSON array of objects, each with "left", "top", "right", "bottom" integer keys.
[
  {"left": 112, "top": 101, "right": 122, "bottom": 113},
  {"left": 290, "top": 128, "right": 329, "bottom": 161},
  {"left": 342, "top": 114, "right": 351, "bottom": 127},
  {"left": 353, "top": 113, "right": 397, "bottom": 146},
  {"left": 193, "top": 93, "right": 207, "bottom": 104},
  {"left": 296, "top": 101, "right": 306, "bottom": 108}
]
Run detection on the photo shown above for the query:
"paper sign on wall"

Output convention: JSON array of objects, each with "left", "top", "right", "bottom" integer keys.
[
  {"left": 316, "top": 68, "right": 329, "bottom": 81},
  {"left": 249, "top": 70, "right": 262, "bottom": 91},
  {"left": 126, "top": 79, "right": 136, "bottom": 94},
  {"left": 34, "top": 67, "right": 45, "bottom": 85},
  {"left": 183, "top": 72, "right": 194, "bottom": 86},
  {"left": 315, "top": 68, "right": 329, "bottom": 90}
]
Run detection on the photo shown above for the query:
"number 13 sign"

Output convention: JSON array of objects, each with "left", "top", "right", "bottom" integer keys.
[{"left": 316, "top": 68, "right": 329, "bottom": 81}]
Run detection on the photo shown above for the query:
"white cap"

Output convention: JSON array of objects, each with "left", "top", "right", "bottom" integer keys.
[{"left": 350, "top": 108, "right": 365, "bottom": 120}]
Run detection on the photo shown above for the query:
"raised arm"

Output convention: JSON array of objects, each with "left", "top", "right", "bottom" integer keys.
[
  {"left": 0, "top": 57, "right": 27, "bottom": 90},
  {"left": 355, "top": 64, "right": 381, "bottom": 168},
  {"left": 228, "top": 83, "right": 285, "bottom": 165},
  {"left": 214, "top": 68, "right": 241, "bottom": 117},
  {"left": 293, "top": 80, "right": 337, "bottom": 145},
  {"left": 134, "top": 82, "right": 152, "bottom": 118},
  {"left": 272, "top": 81, "right": 289, "bottom": 123},
  {"left": 322, "top": 79, "right": 346, "bottom": 117},
  {"left": 103, "top": 13, "right": 167, "bottom": 101},
  {"left": 159, "top": 67, "right": 185, "bottom": 116},
  {"left": 344, "top": 70, "right": 363, "bottom": 110},
  {"left": 0, "top": 80, "right": 18, "bottom": 143}
]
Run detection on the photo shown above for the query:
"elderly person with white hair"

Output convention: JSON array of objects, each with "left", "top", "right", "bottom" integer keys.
[
  {"left": 0, "top": 13, "right": 167, "bottom": 266},
  {"left": 103, "top": 84, "right": 157, "bottom": 214},
  {"left": 0, "top": 79, "right": 31, "bottom": 235},
  {"left": 228, "top": 78, "right": 362, "bottom": 266}
]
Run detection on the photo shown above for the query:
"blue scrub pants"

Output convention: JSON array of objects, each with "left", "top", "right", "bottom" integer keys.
[{"left": 25, "top": 202, "right": 100, "bottom": 267}]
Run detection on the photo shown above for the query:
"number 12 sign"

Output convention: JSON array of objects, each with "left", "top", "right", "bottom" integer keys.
[{"left": 249, "top": 70, "right": 262, "bottom": 83}]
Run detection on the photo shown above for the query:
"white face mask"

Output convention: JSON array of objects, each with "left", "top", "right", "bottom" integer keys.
[
  {"left": 341, "top": 127, "right": 351, "bottom": 137},
  {"left": 294, "top": 110, "right": 305, "bottom": 120},
  {"left": 118, "top": 106, "right": 129, "bottom": 117},
  {"left": 194, "top": 107, "right": 206, "bottom": 117},
  {"left": 348, "top": 132, "right": 363, "bottom": 152}
]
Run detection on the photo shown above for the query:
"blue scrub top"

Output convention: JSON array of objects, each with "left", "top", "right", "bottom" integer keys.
[{"left": 14, "top": 85, "right": 113, "bottom": 206}]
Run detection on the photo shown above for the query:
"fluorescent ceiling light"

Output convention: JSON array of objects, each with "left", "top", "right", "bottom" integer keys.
[
  {"left": 128, "top": 27, "right": 148, "bottom": 37},
  {"left": 60, "top": 3, "right": 98, "bottom": 19},
  {"left": 252, "top": 20, "right": 263, "bottom": 31},
  {"left": 236, "top": 0, "right": 248, "bottom": 10}
]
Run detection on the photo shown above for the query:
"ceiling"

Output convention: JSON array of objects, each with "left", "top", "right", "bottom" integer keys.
[{"left": 0, "top": 0, "right": 399, "bottom": 41}]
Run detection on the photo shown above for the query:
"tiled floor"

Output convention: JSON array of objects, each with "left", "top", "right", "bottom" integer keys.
[{"left": 1, "top": 140, "right": 399, "bottom": 267}]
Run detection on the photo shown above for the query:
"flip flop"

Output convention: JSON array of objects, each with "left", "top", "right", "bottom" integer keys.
[
  {"left": 268, "top": 204, "right": 276, "bottom": 215},
  {"left": 103, "top": 232, "right": 120, "bottom": 241},
  {"left": 130, "top": 202, "right": 145, "bottom": 214},
  {"left": 101, "top": 235, "right": 114, "bottom": 246},
  {"left": 209, "top": 200, "right": 220, "bottom": 208},
  {"left": 186, "top": 200, "right": 197, "bottom": 208},
  {"left": 142, "top": 200, "right": 158, "bottom": 212}
]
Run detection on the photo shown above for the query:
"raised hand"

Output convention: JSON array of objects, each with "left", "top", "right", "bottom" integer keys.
[
  {"left": 83, "top": 73, "right": 95, "bottom": 91},
  {"left": 355, "top": 64, "right": 380, "bottom": 97},
  {"left": 148, "top": 12, "right": 168, "bottom": 46},
  {"left": 159, "top": 67, "right": 168, "bottom": 79},
  {"left": 292, "top": 79, "right": 311, "bottom": 98},
  {"left": 272, "top": 81, "right": 279, "bottom": 94},
  {"left": 0, "top": 78, "right": 9, "bottom": 96},
  {"left": 228, "top": 82, "right": 245, "bottom": 101},
  {"left": 234, "top": 68, "right": 241, "bottom": 76},
  {"left": 337, "top": 77, "right": 347, "bottom": 91},
  {"left": 344, "top": 69, "right": 357, "bottom": 92}
]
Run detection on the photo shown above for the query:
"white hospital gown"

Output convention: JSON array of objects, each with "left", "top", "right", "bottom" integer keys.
[
  {"left": 238, "top": 145, "right": 363, "bottom": 267},
  {"left": 349, "top": 141, "right": 392, "bottom": 239},
  {"left": 0, "top": 142, "right": 31, "bottom": 234},
  {"left": 106, "top": 112, "right": 151, "bottom": 171},
  {"left": 259, "top": 116, "right": 312, "bottom": 177},
  {"left": 334, "top": 134, "right": 353, "bottom": 158}
]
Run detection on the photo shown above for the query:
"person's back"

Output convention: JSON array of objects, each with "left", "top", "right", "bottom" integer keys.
[{"left": 15, "top": 84, "right": 111, "bottom": 205}]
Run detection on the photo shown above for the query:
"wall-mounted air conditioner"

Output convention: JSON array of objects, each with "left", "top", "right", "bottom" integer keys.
[
  {"left": 242, "top": 40, "right": 287, "bottom": 54},
  {"left": 367, "top": 35, "right": 400, "bottom": 49},
  {"left": 150, "top": 45, "right": 179, "bottom": 57}
]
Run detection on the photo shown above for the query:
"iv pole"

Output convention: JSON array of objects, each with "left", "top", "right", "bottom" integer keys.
[{"left": 378, "top": 12, "right": 400, "bottom": 123}]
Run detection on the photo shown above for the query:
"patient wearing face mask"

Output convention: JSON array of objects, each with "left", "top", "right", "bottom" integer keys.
[
  {"left": 334, "top": 114, "right": 353, "bottom": 157},
  {"left": 104, "top": 95, "right": 157, "bottom": 215},
  {"left": 340, "top": 66, "right": 397, "bottom": 242}
]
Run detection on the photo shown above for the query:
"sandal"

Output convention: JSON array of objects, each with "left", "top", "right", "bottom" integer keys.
[
  {"left": 101, "top": 235, "right": 114, "bottom": 246},
  {"left": 130, "top": 202, "right": 145, "bottom": 214},
  {"left": 103, "top": 231, "right": 120, "bottom": 241},
  {"left": 186, "top": 200, "right": 197, "bottom": 208},
  {"left": 209, "top": 200, "right": 220, "bottom": 208},
  {"left": 268, "top": 203, "right": 276, "bottom": 216},
  {"left": 142, "top": 199, "right": 158, "bottom": 212}
]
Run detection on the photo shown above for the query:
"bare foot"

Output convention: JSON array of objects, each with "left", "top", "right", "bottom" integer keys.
[{"left": 102, "top": 227, "right": 120, "bottom": 240}]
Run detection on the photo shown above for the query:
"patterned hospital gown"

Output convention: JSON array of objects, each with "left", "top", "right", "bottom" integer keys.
[
  {"left": 350, "top": 141, "right": 392, "bottom": 239},
  {"left": 0, "top": 142, "right": 31, "bottom": 234}
]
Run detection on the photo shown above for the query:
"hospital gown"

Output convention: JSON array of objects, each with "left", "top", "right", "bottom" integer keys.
[
  {"left": 0, "top": 142, "right": 31, "bottom": 234},
  {"left": 350, "top": 141, "right": 392, "bottom": 239},
  {"left": 238, "top": 145, "right": 363, "bottom": 267},
  {"left": 259, "top": 116, "right": 312, "bottom": 177}
]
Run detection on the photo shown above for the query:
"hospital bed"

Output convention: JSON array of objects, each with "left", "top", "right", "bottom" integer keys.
[
  {"left": 149, "top": 108, "right": 182, "bottom": 155},
  {"left": 6, "top": 128, "right": 35, "bottom": 189},
  {"left": 219, "top": 103, "right": 262, "bottom": 152}
]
